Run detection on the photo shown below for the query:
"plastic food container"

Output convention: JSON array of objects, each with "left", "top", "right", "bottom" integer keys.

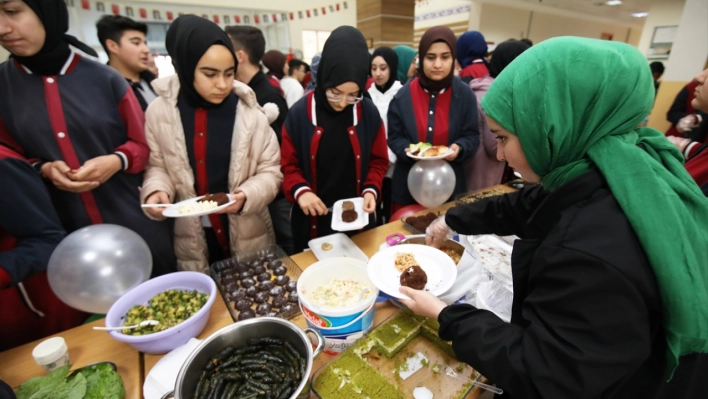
[
  {"left": 32, "top": 337, "right": 70, "bottom": 372},
  {"left": 297, "top": 257, "right": 378, "bottom": 355},
  {"left": 104, "top": 271, "right": 217, "bottom": 354}
]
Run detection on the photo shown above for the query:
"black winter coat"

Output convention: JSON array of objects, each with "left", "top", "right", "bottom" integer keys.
[{"left": 439, "top": 170, "right": 668, "bottom": 399}]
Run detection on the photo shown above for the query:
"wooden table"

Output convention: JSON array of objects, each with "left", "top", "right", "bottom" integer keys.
[{"left": 1, "top": 186, "right": 516, "bottom": 398}]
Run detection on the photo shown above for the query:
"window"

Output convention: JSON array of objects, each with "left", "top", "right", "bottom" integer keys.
[{"left": 302, "top": 30, "right": 331, "bottom": 64}]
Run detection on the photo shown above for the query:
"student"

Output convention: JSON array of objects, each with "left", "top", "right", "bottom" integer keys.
[
  {"left": 0, "top": 146, "right": 87, "bottom": 351},
  {"left": 0, "top": 0, "right": 176, "bottom": 277},
  {"left": 369, "top": 47, "right": 401, "bottom": 223},
  {"left": 665, "top": 80, "right": 707, "bottom": 139},
  {"left": 456, "top": 30, "right": 489, "bottom": 83},
  {"left": 141, "top": 16, "right": 282, "bottom": 271},
  {"left": 304, "top": 52, "right": 321, "bottom": 95},
  {"left": 300, "top": 61, "right": 311, "bottom": 90},
  {"left": 650, "top": 61, "right": 665, "bottom": 94},
  {"left": 262, "top": 49, "right": 286, "bottom": 94},
  {"left": 96, "top": 15, "right": 156, "bottom": 111},
  {"left": 387, "top": 26, "right": 480, "bottom": 211},
  {"left": 393, "top": 45, "right": 417, "bottom": 84},
  {"left": 226, "top": 25, "right": 293, "bottom": 255},
  {"left": 404, "top": 37, "right": 708, "bottom": 399},
  {"left": 281, "top": 58, "right": 306, "bottom": 108},
  {"left": 465, "top": 40, "right": 530, "bottom": 191},
  {"left": 281, "top": 26, "right": 389, "bottom": 252}
]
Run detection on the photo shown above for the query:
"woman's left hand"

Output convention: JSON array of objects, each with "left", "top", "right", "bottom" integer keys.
[
  {"left": 399, "top": 287, "right": 447, "bottom": 319},
  {"left": 444, "top": 144, "right": 460, "bottom": 161},
  {"left": 218, "top": 192, "right": 246, "bottom": 214},
  {"left": 362, "top": 192, "right": 377, "bottom": 213}
]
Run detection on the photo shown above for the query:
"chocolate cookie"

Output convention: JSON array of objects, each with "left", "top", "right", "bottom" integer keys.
[
  {"left": 240, "top": 278, "right": 255, "bottom": 289},
  {"left": 288, "top": 292, "right": 299, "bottom": 303},
  {"left": 341, "top": 209, "right": 358, "bottom": 223},
  {"left": 274, "top": 275, "right": 290, "bottom": 286},
  {"left": 342, "top": 200, "right": 355, "bottom": 211},
  {"left": 256, "top": 302, "right": 273, "bottom": 315},
  {"left": 238, "top": 309, "right": 256, "bottom": 321},
  {"left": 273, "top": 266, "right": 287, "bottom": 276},
  {"left": 245, "top": 286, "right": 259, "bottom": 298},
  {"left": 399, "top": 265, "right": 428, "bottom": 290},
  {"left": 235, "top": 298, "right": 253, "bottom": 311},
  {"left": 272, "top": 295, "right": 288, "bottom": 308},
  {"left": 285, "top": 281, "right": 298, "bottom": 292},
  {"left": 257, "top": 272, "right": 272, "bottom": 282},
  {"left": 270, "top": 286, "right": 284, "bottom": 297},
  {"left": 254, "top": 291, "right": 269, "bottom": 304},
  {"left": 259, "top": 280, "right": 275, "bottom": 291}
]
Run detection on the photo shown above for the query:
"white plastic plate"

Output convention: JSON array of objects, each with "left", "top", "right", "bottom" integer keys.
[
  {"left": 367, "top": 244, "right": 457, "bottom": 299},
  {"left": 406, "top": 149, "right": 454, "bottom": 161},
  {"left": 330, "top": 197, "right": 369, "bottom": 232},
  {"left": 161, "top": 195, "right": 236, "bottom": 218},
  {"left": 308, "top": 233, "right": 369, "bottom": 262}
]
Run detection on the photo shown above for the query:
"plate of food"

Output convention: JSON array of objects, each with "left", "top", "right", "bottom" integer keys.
[
  {"left": 406, "top": 142, "right": 454, "bottom": 161},
  {"left": 367, "top": 244, "right": 457, "bottom": 299},
  {"left": 161, "top": 193, "right": 235, "bottom": 218},
  {"left": 331, "top": 197, "right": 369, "bottom": 231},
  {"left": 308, "top": 233, "right": 369, "bottom": 262}
]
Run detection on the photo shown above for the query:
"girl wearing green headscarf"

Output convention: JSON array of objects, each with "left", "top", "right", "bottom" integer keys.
[
  {"left": 393, "top": 45, "right": 417, "bottom": 83},
  {"left": 400, "top": 37, "right": 708, "bottom": 399}
]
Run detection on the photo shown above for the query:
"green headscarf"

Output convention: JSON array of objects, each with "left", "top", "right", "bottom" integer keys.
[
  {"left": 393, "top": 45, "right": 416, "bottom": 83},
  {"left": 482, "top": 36, "right": 708, "bottom": 377}
]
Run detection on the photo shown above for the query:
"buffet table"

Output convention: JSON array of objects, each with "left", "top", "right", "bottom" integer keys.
[{"left": 0, "top": 186, "right": 516, "bottom": 398}]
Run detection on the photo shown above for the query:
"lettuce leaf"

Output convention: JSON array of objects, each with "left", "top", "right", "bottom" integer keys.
[
  {"left": 16, "top": 365, "right": 70, "bottom": 399},
  {"left": 15, "top": 363, "right": 124, "bottom": 399},
  {"left": 80, "top": 363, "right": 125, "bottom": 399}
]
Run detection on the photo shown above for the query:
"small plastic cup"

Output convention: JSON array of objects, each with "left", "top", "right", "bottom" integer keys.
[{"left": 32, "top": 337, "right": 70, "bottom": 372}]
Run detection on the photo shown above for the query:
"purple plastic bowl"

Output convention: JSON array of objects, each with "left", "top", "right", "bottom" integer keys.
[{"left": 105, "top": 272, "right": 217, "bottom": 354}]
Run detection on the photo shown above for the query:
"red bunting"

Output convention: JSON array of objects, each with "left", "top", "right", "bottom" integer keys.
[
  {"left": 213, "top": 15, "right": 219, "bottom": 23},
  {"left": 336, "top": 3, "right": 340, "bottom": 11},
  {"left": 111, "top": 4, "right": 119, "bottom": 14},
  {"left": 80, "top": 0, "right": 89, "bottom": 9},
  {"left": 234, "top": 15, "right": 241, "bottom": 24},
  {"left": 166, "top": 11, "right": 174, "bottom": 21},
  {"left": 272, "top": 14, "right": 278, "bottom": 22},
  {"left": 322, "top": 7, "right": 326, "bottom": 15},
  {"left": 139, "top": 8, "right": 147, "bottom": 18},
  {"left": 254, "top": 15, "right": 260, "bottom": 24},
  {"left": 306, "top": 10, "right": 310, "bottom": 18},
  {"left": 289, "top": 12, "right": 294, "bottom": 20}
]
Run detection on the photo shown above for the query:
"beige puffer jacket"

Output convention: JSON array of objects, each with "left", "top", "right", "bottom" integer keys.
[{"left": 141, "top": 75, "right": 282, "bottom": 272}]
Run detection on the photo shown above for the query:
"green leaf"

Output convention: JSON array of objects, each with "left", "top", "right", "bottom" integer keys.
[
  {"left": 16, "top": 365, "right": 70, "bottom": 399},
  {"left": 81, "top": 363, "right": 126, "bottom": 399},
  {"left": 28, "top": 372, "right": 86, "bottom": 399}
]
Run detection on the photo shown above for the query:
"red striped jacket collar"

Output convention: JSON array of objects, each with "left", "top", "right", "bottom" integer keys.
[
  {"left": 306, "top": 91, "right": 363, "bottom": 127},
  {"left": 12, "top": 51, "right": 81, "bottom": 76}
]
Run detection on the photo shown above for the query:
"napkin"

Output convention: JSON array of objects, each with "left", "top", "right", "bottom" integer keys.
[{"left": 143, "top": 338, "right": 202, "bottom": 399}]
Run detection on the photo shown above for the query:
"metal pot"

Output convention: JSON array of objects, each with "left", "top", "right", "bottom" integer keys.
[{"left": 161, "top": 317, "right": 324, "bottom": 399}]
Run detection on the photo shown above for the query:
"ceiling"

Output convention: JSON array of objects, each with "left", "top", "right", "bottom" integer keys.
[{"left": 487, "top": 0, "right": 655, "bottom": 25}]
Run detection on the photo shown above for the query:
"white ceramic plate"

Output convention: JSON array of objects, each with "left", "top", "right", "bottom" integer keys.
[
  {"left": 330, "top": 197, "right": 369, "bottom": 232},
  {"left": 406, "top": 149, "right": 454, "bottom": 161},
  {"left": 162, "top": 195, "right": 236, "bottom": 218},
  {"left": 367, "top": 244, "right": 457, "bottom": 299},
  {"left": 308, "top": 233, "right": 369, "bottom": 262}
]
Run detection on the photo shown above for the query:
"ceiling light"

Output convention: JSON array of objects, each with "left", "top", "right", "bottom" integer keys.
[
  {"left": 632, "top": 12, "right": 649, "bottom": 17},
  {"left": 605, "top": 0, "right": 622, "bottom": 5}
]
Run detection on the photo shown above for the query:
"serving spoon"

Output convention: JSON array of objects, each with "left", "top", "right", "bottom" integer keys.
[{"left": 93, "top": 320, "right": 159, "bottom": 331}]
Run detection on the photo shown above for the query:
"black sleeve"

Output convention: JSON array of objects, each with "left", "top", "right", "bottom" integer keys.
[
  {"left": 386, "top": 95, "right": 416, "bottom": 166},
  {"left": 667, "top": 87, "right": 690, "bottom": 125},
  {"left": 444, "top": 184, "right": 547, "bottom": 238},
  {"left": 0, "top": 158, "right": 65, "bottom": 287},
  {"left": 687, "top": 110, "right": 708, "bottom": 143},
  {"left": 269, "top": 94, "right": 288, "bottom": 145},
  {"left": 450, "top": 88, "right": 480, "bottom": 163},
  {"left": 438, "top": 246, "right": 656, "bottom": 398}
]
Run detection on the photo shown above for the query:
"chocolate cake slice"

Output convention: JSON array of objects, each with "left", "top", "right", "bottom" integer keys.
[
  {"left": 399, "top": 265, "right": 427, "bottom": 290},
  {"left": 201, "top": 192, "right": 229, "bottom": 205}
]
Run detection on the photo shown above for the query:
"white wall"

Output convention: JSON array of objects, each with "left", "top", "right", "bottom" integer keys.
[
  {"left": 286, "top": 0, "right": 356, "bottom": 57},
  {"left": 663, "top": 0, "right": 707, "bottom": 81},
  {"left": 478, "top": 2, "right": 640, "bottom": 46},
  {"left": 636, "top": 0, "right": 685, "bottom": 58},
  {"left": 414, "top": 0, "right": 471, "bottom": 30}
]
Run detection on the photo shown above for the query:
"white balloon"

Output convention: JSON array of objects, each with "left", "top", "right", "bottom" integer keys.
[
  {"left": 407, "top": 160, "right": 456, "bottom": 208},
  {"left": 48, "top": 224, "right": 152, "bottom": 314}
]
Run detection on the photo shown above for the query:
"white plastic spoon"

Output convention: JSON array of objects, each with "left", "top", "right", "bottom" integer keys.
[{"left": 93, "top": 320, "right": 159, "bottom": 331}]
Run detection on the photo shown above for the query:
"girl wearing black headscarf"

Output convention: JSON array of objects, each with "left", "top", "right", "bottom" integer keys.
[
  {"left": 141, "top": 15, "right": 282, "bottom": 271},
  {"left": 368, "top": 46, "right": 402, "bottom": 223},
  {"left": 281, "top": 26, "right": 389, "bottom": 252},
  {"left": 387, "top": 26, "right": 480, "bottom": 212},
  {"left": 0, "top": 0, "right": 176, "bottom": 276}
]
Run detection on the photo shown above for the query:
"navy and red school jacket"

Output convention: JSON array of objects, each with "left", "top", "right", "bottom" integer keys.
[
  {"left": 684, "top": 142, "right": 708, "bottom": 195},
  {"left": 387, "top": 77, "right": 480, "bottom": 205},
  {"left": 0, "top": 52, "right": 176, "bottom": 277},
  {"left": 0, "top": 146, "right": 87, "bottom": 351},
  {"left": 281, "top": 92, "right": 389, "bottom": 237},
  {"left": 459, "top": 61, "right": 489, "bottom": 84}
]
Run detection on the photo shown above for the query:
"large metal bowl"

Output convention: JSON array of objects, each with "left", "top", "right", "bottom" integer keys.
[{"left": 165, "top": 317, "right": 324, "bottom": 399}]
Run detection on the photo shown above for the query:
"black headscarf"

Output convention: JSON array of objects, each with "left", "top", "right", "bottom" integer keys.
[
  {"left": 417, "top": 26, "right": 457, "bottom": 92},
  {"left": 13, "top": 0, "right": 98, "bottom": 76},
  {"left": 488, "top": 40, "right": 530, "bottom": 78},
  {"left": 165, "top": 15, "right": 237, "bottom": 109},
  {"left": 371, "top": 47, "right": 399, "bottom": 94},
  {"left": 315, "top": 26, "right": 370, "bottom": 116}
]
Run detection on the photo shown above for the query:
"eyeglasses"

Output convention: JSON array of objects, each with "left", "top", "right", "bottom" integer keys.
[{"left": 325, "top": 90, "right": 363, "bottom": 105}]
